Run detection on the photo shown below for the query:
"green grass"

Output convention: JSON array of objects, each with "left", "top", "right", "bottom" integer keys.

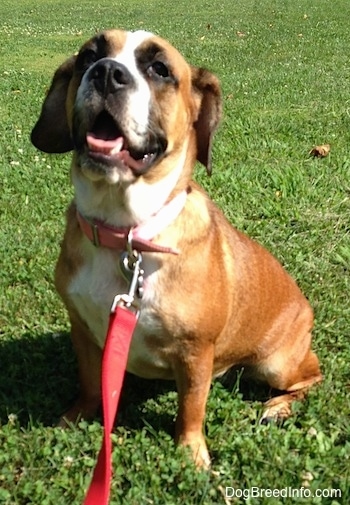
[{"left": 1, "top": 0, "right": 349, "bottom": 503}]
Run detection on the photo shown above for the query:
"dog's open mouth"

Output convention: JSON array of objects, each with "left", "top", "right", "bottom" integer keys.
[{"left": 86, "top": 111, "right": 158, "bottom": 175}]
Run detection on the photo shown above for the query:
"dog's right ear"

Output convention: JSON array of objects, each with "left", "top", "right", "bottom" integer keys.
[{"left": 31, "top": 55, "right": 76, "bottom": 153}]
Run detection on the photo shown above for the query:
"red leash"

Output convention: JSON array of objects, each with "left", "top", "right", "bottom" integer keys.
[
  {"left": 77, "top": 193, "right": 188, "bottom": 504},
  {"left": 83, "top": 305, "right": 138, "bottom": 505},
  {"left": 83, "top": 250, "right": 143, "bottom": 505}
]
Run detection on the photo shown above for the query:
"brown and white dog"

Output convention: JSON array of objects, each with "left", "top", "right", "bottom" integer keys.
[{"left": 31, "top": 29, "right": 322, "bottom": 468}]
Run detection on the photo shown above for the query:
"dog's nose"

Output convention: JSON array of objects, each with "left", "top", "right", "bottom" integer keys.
[{"left": 89, "top": 59, "right": 134, "bottom": 95}]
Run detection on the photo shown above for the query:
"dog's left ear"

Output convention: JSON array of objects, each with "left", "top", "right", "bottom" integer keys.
[
  {"left": 191, "top": 67, "right": 222, "bottom": 175},
  {"left": 31, "top": 55, "right": 76, "bottom": 153}
]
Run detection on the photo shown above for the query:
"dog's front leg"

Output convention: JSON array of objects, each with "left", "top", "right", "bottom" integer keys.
[
  {"left": 59, "top": 317, "right": 102, "bottom": 426},
  {"left": 174, "top": 344, "right": 214, "bottom": 469}
]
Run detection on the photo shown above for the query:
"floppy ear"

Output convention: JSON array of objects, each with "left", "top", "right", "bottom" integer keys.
[
  {"left": 191, "top": 67, "right": 222, "bottom": 175},
  {"left": 31, "top": 55, "right": 76, "bottom": 153}
]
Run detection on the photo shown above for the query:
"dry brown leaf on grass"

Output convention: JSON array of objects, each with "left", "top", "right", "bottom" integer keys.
[{"left": 309, "top": 144, "right": 331, "bottom": 158}]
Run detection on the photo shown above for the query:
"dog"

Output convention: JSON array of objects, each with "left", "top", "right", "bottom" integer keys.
[{"left": 31, "top": 29, "right": 322, "bottom": 468}]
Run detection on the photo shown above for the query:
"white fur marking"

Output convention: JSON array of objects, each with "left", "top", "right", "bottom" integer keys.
[
  {"left": 113, "top": 31, "right": 153, "bottom": 145},
  {"left": 68, "top": 245, "right": 172, "bottom": 377},
  {"left": 124, "top": 139, "right": 188, "bottom": 223},
  {"left": 72, "top": 137, "right": 188, "bottom": 227}
]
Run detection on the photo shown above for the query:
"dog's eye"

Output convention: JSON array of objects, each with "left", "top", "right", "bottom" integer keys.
[
  {"left": 148, "top": 61, "right": 170, "bottom": 79},
  {"left": 78, "top": 49, "right": 98, "bottom": 70}
]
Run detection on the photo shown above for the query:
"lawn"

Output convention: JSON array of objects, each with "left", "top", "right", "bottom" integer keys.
[{"left": 0, "top": 0, "right": 349, "bottom": 503}]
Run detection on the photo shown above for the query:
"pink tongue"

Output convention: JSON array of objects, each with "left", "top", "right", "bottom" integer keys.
[
  {"left": 86, "top": 133, "right": 149, "bottom": 172},
  {"left": 86, "top": 134, "right": 124, "bottom": 154}
]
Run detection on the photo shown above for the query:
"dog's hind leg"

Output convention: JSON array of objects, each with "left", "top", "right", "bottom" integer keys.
[{"left": 259, "top": 344, "right": 322, "bottom": 423}]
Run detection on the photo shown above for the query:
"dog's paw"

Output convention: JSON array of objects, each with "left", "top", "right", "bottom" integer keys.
[
  {"left": 194, "top": 444, "right": 211, "bottom": 470},
  {"left": 178, "top": 433, "right": 211, "bottom": 470},
  {"left": 260, "top": 398, "right": 292, "bottom": 425}
]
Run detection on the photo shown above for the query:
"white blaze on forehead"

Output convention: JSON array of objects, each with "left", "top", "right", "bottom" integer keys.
[
  {"left": 76, "top": 30, "right": 155, "bottom": 146},
  {"left": 111, "top": 30, "right": 154, "bottom": 141},
  {"left": 115, "top": 30, "right": 154, "bottom": 67}
]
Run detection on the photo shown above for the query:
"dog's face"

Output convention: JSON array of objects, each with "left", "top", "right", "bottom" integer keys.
[
  {"left": 32, "top": 29, "right": 221, "bottom": 187},
  {"left": 72, "top": 30, "right": 195, "bottom": 185}
]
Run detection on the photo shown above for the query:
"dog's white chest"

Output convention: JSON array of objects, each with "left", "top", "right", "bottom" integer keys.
[
  {"left": 68, "top": 249, "right": 120, "bottom": 340},
  {"left": 67, "top": 248, "right": 172, "bottom": 378}
]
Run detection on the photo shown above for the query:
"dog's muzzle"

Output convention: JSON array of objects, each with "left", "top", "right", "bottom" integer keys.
[{"left": 73, "top": 59, "right": 167, "bottom": 178}]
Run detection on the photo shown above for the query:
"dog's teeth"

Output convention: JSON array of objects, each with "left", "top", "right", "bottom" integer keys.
[{"left": 110, "top": 141, "right": 124, "bottom": 155}]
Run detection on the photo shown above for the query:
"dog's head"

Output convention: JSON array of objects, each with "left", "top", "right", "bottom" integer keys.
[{"left": 31, "top": 29, "right": 221, "bottom": 188}]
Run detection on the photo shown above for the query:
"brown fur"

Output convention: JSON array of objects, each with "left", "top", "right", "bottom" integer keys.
[{"left": 31, "top": 29, "right": 321, "bottom": 467}]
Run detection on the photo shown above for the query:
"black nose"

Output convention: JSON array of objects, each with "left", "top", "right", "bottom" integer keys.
[{"left": 89, "top": 58, "right": 134, "bottom": 95}]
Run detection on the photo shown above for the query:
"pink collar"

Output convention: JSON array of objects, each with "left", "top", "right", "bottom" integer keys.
[{"left": 76, "top": 190, "right": 187, "bottom": 255}]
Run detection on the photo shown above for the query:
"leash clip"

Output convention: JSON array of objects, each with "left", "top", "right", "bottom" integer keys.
[{"left": 111, "top": 240, "right": 144, "bottom": 314}]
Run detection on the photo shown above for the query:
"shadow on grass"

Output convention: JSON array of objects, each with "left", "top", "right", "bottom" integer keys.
[
  {"left": 0, "top": 332, "right": 273, "bottom": 433},
  {"left": 0, "top": 332, "right": 175, "bottom": 432},
  {"left": 0, "top": 332, "right": 78, "bottom": 426}
]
